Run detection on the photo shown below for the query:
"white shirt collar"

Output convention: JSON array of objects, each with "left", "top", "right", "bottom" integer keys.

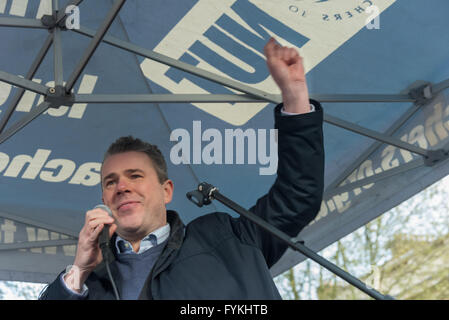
[{"left": 115, "top": 223, "right": 170, "bottom": 254}]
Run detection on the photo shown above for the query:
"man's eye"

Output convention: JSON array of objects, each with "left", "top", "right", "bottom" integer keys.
[
  {"left": 131, "top": 174, "right": 142, "bottom": 179},
  {"left": 105, "top": 180, "right": 115, "bottom": 186}
]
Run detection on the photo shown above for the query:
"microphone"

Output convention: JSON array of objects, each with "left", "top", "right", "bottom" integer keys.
[
  {"left": 93, "top": 204, "right": 120, "bottom": 300},
  {"left": 94, "top": 204, "right": 113, "bottom": 248}
]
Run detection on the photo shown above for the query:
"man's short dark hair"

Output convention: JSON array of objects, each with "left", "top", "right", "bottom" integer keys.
[{"left": 103, "top": 136, "right": 168, "bottom": 184}]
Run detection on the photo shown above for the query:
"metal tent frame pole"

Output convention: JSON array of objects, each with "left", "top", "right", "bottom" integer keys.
[
  {"left": 0, "top": 101, "right": 53, "bottom": 144},
  {"left": 0, "top": 210, "right": 79, "bottom": 239},
  {"left": 324, "top": 158, "right": 425, "bottom": 198},
  {"left": 52, "top": 0, "right": 63, "bottom": 88},
  {"left": 65, "top": 0, "right": 125, "bottom": 93},
  {"left": 0, "top": 17, "right": 47, "bottom": 29},
  {"left": 0, "top": 70, "right": 49, "bottom": 94},
  {"left": 0, "top": 34, "right": 53, "bottom": 133},
  {"left": 0, "top": 239, "right": 78, "bottom": 251},
  {"left": 1, "top": 0, "right": 449, "bottom": 298},
  {"left": 325, "top": 103, "right": 422, "bottom": 192}
]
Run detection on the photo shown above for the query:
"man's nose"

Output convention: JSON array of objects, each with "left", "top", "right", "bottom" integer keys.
[{"left": 116, "top": 178, "right": 130, "bottom": 194}]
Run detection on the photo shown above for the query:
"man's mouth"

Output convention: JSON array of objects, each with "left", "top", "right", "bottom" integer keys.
[{"left": 117, "top": 201, "right": 140, "bottom": 211}]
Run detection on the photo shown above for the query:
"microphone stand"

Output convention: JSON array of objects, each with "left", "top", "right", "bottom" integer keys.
[{"left": 187, "top": 182, "right": 395, "bottom": 300}]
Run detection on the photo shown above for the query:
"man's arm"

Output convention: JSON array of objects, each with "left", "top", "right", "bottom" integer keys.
[
  {"left": 38, "top": 270, "right": 89, "bottom": 300},
  {"left": 39, "top": 207, "right": 117, "bottom": 299},
  {"left": 229, "top": 39, "right": 324, "bottom": 267},
  {"left": 264, "top": 37, "right": 311, "bottom": 114}
]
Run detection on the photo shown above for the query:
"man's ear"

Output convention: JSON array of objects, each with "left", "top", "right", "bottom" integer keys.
[{"left": 163, "top": 179, "right": 174, "bottom": 204}]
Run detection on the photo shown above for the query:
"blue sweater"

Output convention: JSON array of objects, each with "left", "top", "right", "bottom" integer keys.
[{"left": 113, "top": 240, "right": 167, "bottom": 300}]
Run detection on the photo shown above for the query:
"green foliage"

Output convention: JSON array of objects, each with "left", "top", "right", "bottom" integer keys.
[
  {"left": 275, "top": 176, "right": 449, "bottom": 300},
  {"left": 0, "top": 281, "right": 46, "bottom": 300}
]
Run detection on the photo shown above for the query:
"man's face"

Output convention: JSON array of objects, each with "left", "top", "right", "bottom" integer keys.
[{"left": 101, "top": 151, "right": 173, "bottom": 241}]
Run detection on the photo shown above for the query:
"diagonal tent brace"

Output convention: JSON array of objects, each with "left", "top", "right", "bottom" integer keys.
[
  {"left": 433, "top": 78, "right": 449, "bottom": 95},
  {"left": 324, "top": 80, "right": 449, "bottom": 196},
  {"left": 71, "top": 26, "right": 426, "bottom": 103},
  {"left": 0, "top": 76, "right": 53, "bottom": 144},
  {"left": 324, "top": 113, "right": 428, "bottom": 157},
  {"left": 0, "top": 70, "right": 49, "bottom": 95},
  {"left": 324, "top": 158, "right": 426, "bottom": 198},
  {"left": 0, "top": 101, "right": 53, "bottom": 144},
  {"left": 323, "top": 80, "right": 449, "bottom": 196},
  {"left": 71, "top": 25, "right": 442, "bottom": 161},
  {"left": 0, "top": 34, "right": 53, "bottom": 134},
  {"left": 65, "top": 0, "right": 126, "bottom": 93},
  {"left": 325, "top": 103, "right": 422, "bottom": 192},
  {"left": 74, "top": 26, "right": 281, "bottom": 102},
  {"left": 0, "top": 0, "right": 125, "bottom": 145}
]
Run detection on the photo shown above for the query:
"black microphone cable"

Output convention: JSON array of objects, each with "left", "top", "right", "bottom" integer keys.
[
  {"left": 95, "top": 205, "right": 120, "bottom": 300},
  {"left": 99, "top": 230, "right": 120, "bottom": 301}
]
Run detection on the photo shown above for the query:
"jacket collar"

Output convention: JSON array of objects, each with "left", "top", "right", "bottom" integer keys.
[
  {"left": 91, "top": 210, "right": 185, "bottom": 298},
  {"left": 96, "top": 209, "right": 184, "bottom": 263},
  {"left": 137, "top": 210, "right": 185, "bottom": 300},
  {"left": 164, "top": 210, "right": 185, "bottom": 250}
]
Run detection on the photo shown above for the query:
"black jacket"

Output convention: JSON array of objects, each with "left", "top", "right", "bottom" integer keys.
[{"left": 39, "top": 101, "right": 324, "bottom": 299}]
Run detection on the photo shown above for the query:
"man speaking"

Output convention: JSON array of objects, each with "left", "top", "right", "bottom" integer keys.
[{"left": 39, "top": 38, "right": 324, "bottom": 299}]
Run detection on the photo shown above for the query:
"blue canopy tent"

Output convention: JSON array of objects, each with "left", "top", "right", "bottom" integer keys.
[{"left": 0, "top": 0, "right": 448, "bottom": 298}]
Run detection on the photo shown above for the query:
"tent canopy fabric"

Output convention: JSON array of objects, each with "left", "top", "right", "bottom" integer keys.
[{"left": 0, "top": 0, "right": 449, "bottom": 284}]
